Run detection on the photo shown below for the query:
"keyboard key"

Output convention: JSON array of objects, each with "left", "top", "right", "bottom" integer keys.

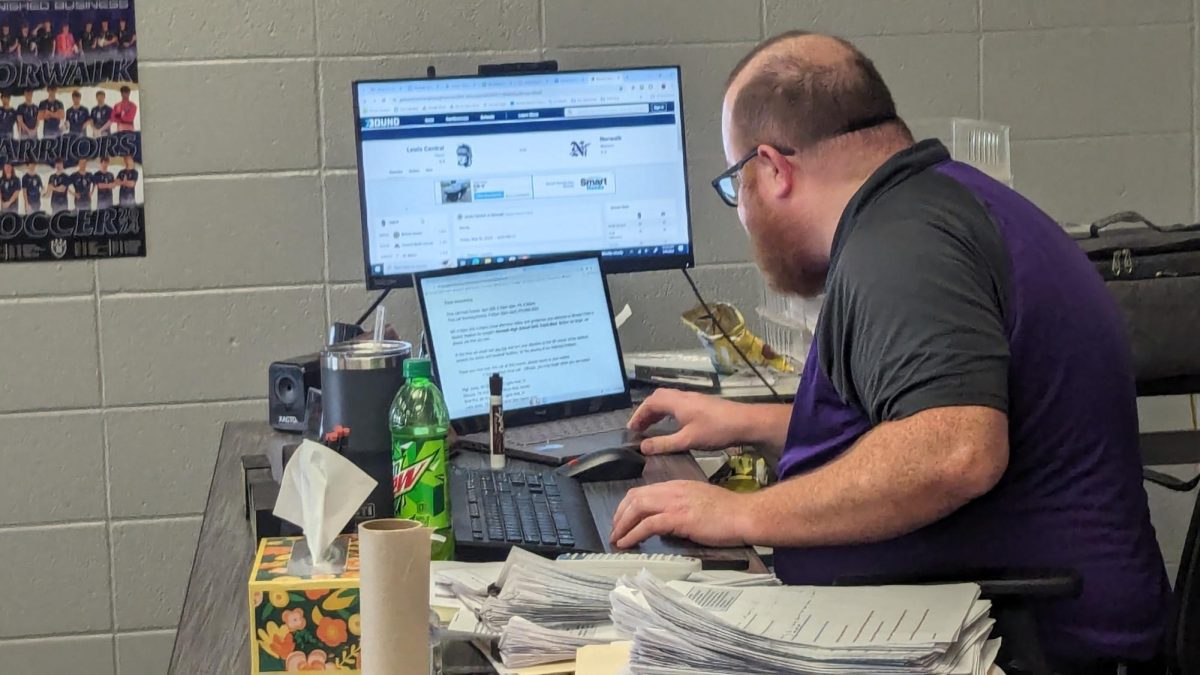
[
  {"left": 533, "top": 507, "right": 557, "bottom": 543},
  {"left": 509, "top": 472, "right": 525, "bottom": 486},
  {"left": 468, "top": 503, "right": 479, "bottom": 518},
  {"left": 527, "top": 474, "right": 541, "bottom": 488}
]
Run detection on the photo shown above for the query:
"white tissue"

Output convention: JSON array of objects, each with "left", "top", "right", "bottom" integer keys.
[{"left": 273, "top": 440, "right": 377, "bottom": 571}]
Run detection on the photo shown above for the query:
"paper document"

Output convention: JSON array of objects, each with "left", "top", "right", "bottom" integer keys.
[
  {"left": 430, "top": 560, "right": 504, "bottom": 621},
  {"left": 612, "top": 572, "right": 998, "bottom": 674},
  {"left": 499, "top": 617, "right": 622, "bottom": 668},
  {"left": 447, "top": 606, "right": 501, "bottom": 638},
  {"left": 667, "top": 581, "right": 980, "bottom": 647}
]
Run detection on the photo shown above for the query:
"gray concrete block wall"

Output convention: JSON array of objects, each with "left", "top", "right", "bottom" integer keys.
[{"left": 0, "top": 2, "right": 1197, "bottom": 673}]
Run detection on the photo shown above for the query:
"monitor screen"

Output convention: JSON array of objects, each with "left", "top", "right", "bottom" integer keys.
[
  {"left": 353, "top": 66, "right": 694, "bottom": 289},
  {"left": 417, "top": 256, "right": 627, "bottom": 422}
]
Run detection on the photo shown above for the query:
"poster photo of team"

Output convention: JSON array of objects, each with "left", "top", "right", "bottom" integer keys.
[
  {"left": 0, "top": 2, "right": 145, "bottom": 264},
  {"left": 1, "top": 84, "right": 142, "bottom": 214}
]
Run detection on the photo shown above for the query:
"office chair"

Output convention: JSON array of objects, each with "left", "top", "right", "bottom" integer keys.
[
  {"left": 835, "top": 473, "right": 1200, "bottom": 675},
  {"left": 835, "top": 567, "right": 1079, "bottom": 675},
  {"left": 1143, "top": 469, "right": 1200, "bottom": 675}
]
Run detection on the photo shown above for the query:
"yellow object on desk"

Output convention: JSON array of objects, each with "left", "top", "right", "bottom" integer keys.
[
  {"left": 248, "top": 535, "right": 363, "bottom": 674},
  {"left": 681, "top": 301, "right": 797, "bottom": 374},
  {"left": 575, "top": 641, "right": 633, "bottom": 674}
]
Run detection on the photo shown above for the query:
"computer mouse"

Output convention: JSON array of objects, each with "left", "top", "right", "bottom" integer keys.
[{"left": 557, "top": 447, "right": 646, "bottom": 483}]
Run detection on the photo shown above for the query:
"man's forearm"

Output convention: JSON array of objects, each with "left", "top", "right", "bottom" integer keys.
[
  {"left": 735, "top": 403, "right": 792, "bottom": 462},
  {"left": 738, "top": 406, "right": 1007, "bottom": 548}
]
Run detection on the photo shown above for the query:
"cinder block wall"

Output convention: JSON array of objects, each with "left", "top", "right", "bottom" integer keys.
[{"left": 1, "top": 1, "right": 1197, "bottom": 673}]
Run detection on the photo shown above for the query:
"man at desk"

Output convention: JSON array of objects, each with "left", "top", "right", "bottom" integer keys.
[{"left": 610, "top": 32, "right": 1170, "bottom": 672}]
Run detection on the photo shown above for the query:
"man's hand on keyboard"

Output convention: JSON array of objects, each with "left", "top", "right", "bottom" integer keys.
[
  {"left": 627, "top": 389, "right": 752, "bottom": 455},
  {"left": 610, "top": 480, "right": 752, "bottom": 549}
]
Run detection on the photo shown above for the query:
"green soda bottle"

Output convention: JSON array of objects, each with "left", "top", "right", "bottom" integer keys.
[{"left": 389, "top": 358, "right": 454, "bottom": 560}]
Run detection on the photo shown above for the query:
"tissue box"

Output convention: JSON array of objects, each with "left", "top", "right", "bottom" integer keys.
[{"left": 249, "top": 535, "right": 362, "bottom": 674}]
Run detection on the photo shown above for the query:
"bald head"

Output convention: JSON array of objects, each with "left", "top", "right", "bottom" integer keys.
[{"left": 723, "top": 31, "right": 909, "bottom": 153}]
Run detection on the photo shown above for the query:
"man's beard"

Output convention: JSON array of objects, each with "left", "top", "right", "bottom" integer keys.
[{"left": 745, "top": 208, "right": 827, "bottom": 299}]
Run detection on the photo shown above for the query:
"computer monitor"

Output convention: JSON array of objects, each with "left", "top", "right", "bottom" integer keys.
[
  {"left": 415, "top": 254, "right": 630, "bottom": 430},
  {"left": 352, "top": 66, "right": 695, "bottom": 289}
]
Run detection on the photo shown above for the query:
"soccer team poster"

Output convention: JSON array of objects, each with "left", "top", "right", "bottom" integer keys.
[{"left": 0, "top": 0, "right": 144, "bottom": 264}]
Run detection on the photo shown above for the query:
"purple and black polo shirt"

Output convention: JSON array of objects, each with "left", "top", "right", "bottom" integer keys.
[{"left": 775, "top": 140, "right": 1170, "bottom": 665}]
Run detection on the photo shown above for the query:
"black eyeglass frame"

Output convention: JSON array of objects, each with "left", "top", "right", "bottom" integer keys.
[
  {"left": 710, "top": 113, "right": 900, "bottom": 207},
  {"left": 710, "top": 145, "right": 796, "bottom": 207}
]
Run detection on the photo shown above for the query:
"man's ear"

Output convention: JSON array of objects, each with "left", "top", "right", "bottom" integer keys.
[{"left": 758, "top": 146, "right": 794, "bottom": 200}]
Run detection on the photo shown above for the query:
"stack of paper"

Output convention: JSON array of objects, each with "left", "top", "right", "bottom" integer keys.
[
  {"left": 434, "top": 561, "right": 503, "bottom": 611},
  {"left": 498, "top": 617, "right": 624, "bottom": 668},
  {"left": 684, "top": 569, "right": 782, "bottom": 587},
  {"left": 479, "top": 548, "right": 617, "bottom": 629},
  {"left": 436, "top": 548, "right": 785, "bottom": 670},
  {"left": 429, "top": 560, "right": 505, "bottom": 624},
  {"left": 611, "top": 571, "right": 1000, "bottom": 675}
]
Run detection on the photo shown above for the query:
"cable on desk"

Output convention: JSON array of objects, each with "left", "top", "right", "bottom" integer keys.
[{"left": 680, "top": 268, "right": 784, "bottom": 403}]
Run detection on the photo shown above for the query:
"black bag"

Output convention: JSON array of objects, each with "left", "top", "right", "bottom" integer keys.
[{"left": 1072, "top": 212, "right": 1200, "bottom": 389}]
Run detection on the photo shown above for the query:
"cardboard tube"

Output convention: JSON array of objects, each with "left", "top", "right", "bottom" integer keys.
[{"left": 358, "top": 519, "right": 431, "bottom": 675}]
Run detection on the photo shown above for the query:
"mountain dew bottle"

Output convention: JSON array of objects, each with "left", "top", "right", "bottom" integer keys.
[{"left": 389, "top": 358, "right": 454, "bottom": 560}]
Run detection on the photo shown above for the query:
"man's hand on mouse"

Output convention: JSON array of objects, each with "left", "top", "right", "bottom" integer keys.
[
  {"left": 609, "top": 480, "right": 754, "bottom": 549},
  {"left": 627, "top": 389, "right": 752, "bottom": 455}
]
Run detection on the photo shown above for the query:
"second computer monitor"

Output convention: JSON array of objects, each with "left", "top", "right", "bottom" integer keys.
[{"left": 352, "top": 66, "right": 694, "bottom": 289}]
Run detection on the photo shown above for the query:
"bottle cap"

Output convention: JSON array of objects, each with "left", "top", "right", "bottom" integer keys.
[
  {"left": 490, "top": 372, "right": 503, "bottom": 396},
  {"left": 403, "top": 357, "right": 432, "bottom": 379}
]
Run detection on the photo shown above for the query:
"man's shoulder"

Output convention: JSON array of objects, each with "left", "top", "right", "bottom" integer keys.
[{"left": 836, "top": 166, "right": 1005, "bottom": 277}]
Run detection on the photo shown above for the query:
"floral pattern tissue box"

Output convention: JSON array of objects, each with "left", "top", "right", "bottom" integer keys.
[{"left": 248, "top": 535, "right": 362, "bottom": 673}]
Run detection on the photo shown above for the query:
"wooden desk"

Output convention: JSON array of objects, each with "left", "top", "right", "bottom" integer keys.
[{"left": 170, "top": 421, "right": 765, "bottom": 674}]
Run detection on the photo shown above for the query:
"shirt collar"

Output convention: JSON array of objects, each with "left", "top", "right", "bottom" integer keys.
[{"left": 829, "top": 139, "right": 950, "bottom": 265}]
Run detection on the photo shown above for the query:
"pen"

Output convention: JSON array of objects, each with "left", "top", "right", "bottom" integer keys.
[{"left": 489, "top": 373, "right": 505, "bottom": 470}]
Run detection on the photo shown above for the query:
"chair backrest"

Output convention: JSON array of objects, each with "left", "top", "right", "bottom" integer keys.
[{"left": 1168, "top": 486, "right": 1200, "bottom": 673}]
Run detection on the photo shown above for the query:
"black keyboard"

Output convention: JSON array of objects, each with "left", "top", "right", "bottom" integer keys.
[{"left": 449, "top": 466, "right": 604, "bottom": 561}]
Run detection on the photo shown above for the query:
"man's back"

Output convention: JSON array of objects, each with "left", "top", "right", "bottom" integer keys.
[
  {"left": 934, "top": 157, "right": 1170, "bottom": 660},
  {"left": 776, "top": 141, "right": 1169, "bottom": 666}
]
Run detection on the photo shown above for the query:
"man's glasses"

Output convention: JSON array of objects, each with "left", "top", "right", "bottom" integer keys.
[{"left": 710, "top": 145, "right": 795, "bottom": 207}]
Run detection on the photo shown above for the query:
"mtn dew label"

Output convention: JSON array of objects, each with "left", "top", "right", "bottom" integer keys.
[{"left": 392, "top": 435, "right": 453, "bottom": 560}]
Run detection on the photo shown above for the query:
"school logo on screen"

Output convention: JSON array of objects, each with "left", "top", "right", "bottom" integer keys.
[
  {"left": 570, "top": 140, "right": 590, "bottom": 157},
  {"left": 579, "top": 176, "right": 607, "bottom": 191}
]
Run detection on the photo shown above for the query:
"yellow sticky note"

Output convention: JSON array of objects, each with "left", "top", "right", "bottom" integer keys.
[{"left": 575, "top": 641, "right": 632, "bottom": 675}]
